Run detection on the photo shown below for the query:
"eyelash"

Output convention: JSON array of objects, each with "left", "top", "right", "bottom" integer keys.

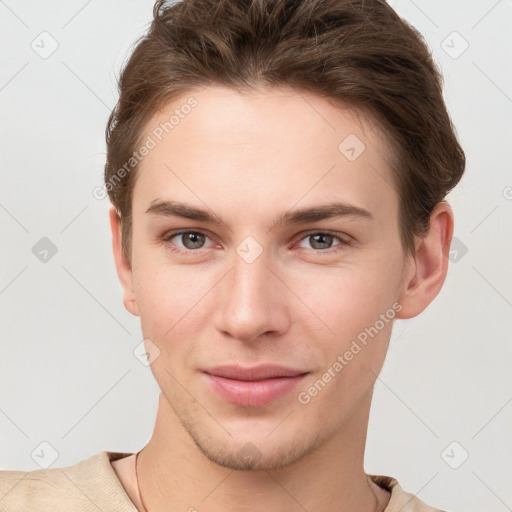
[{"left": 160, "top": 229, "right": 351, "bottom": 256}]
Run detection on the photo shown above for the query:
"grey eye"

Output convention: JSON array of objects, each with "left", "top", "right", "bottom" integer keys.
[
  {"left": 176, "top": 232, "right": 207, "bottom": 250},
  {"left": 299, "top": 233, "right": 341, "bottom": 250}
]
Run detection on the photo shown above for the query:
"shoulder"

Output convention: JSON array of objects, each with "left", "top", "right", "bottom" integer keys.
[
  {"left": 0, "top": 451, "right": 137, "bottom": 512},
  {"left": 369, "top": 474, "right": 450, "bottom": 512}
]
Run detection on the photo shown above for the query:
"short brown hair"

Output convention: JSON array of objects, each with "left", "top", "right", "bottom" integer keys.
[{"left": 105, "top": 0, "right": 465, "bottom": 265}]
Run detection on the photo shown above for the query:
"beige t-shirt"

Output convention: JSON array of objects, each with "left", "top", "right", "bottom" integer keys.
[{"left": 0, "top": 451, "right": 446, "bottom": 511}]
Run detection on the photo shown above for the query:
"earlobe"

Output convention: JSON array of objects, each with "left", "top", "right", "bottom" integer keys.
[
  {"left": 109, "top": 207, "right": 140, "bottom": 317},
  {"left": 396, "top": 202, "right": 454, "bottom": 319}
]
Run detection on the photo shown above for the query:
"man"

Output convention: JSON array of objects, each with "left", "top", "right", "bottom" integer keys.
[{"left": 0, "top": 0, "right": 465, "bottom": 510}]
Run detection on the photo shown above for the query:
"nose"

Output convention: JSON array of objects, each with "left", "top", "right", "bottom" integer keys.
[{"left": 212, "top": 248, "right": 290, "bottom": 343}]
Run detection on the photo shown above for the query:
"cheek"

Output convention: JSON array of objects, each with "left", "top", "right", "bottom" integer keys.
[
  {"left": 132, "top": 254, "right": 208, "bottom": 343},
  {"left": 295, "top": 279, "right": 395, "bottom": 416},
  {"left": 133, "top": 263, "right": 209, "bottom": 390},
  {"left": 289, "top": 259, "right": 401, "bottom": 346}
]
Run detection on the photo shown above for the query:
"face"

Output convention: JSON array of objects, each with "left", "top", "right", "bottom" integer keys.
[{"left": 118, "top": 85, "right": 414, "bottom": 470}]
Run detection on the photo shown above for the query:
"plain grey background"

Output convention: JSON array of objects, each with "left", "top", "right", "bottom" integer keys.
[{"left": 1, "top": 1, "right": 511, "bottom": 511}]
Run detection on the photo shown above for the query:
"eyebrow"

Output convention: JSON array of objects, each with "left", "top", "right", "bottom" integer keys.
[{"left": 145, "top": 199, "right": 372, "bottom": 230}]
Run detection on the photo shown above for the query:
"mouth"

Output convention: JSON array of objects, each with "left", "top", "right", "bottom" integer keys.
[{"left": 202, "top": 364, "right": 309, "bottom": 407}]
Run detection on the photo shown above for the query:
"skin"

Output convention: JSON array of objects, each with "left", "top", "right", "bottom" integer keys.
[{"left": 109, "top": 85, "right": 454, "bottom": 512}]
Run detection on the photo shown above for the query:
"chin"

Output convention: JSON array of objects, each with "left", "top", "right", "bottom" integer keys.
[{"left": 186, "top": 422, "right": 325, "bottom": 472}]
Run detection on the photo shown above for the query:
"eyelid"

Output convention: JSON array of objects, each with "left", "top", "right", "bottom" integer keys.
[
  {"left": 161, "top": 229, "right": 217, "bottom": 252},
  {"left": 293, "top": 229, "right": 351, "bottom": 253},
  {"left": 296, "top": 229, "right": 351, "bottom": 245}
]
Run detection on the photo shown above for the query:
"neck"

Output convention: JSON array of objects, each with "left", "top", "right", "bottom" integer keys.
[{"left": 136, "top": 390, "right": 386, "bottom": 512}]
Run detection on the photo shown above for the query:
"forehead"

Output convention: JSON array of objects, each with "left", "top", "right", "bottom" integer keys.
[{"left": 132, "top": 85, "right": 399, "bottom": 228}]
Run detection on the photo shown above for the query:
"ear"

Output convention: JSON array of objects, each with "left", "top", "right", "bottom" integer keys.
[
  {"left": 109, "top": 206, "right": 139, "bottom": 317},
  {"left": 396, "top": 202, "right": 454, "bottom": 319}
]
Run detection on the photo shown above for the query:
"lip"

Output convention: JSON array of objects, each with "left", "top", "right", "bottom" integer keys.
[
  {"left": 203, "top": 364, "right": 309, "bottom": 407},
  {"left": 204, "top": 364, "right": 307, "bottom": 381}
]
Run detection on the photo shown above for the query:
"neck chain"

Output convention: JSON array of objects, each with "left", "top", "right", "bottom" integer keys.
[
  {"left": 134, "top": 451, "right": 381, "bottom": 512},
  {"left": 135, "top": 450, "right": 149, "bottom": 512}
]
